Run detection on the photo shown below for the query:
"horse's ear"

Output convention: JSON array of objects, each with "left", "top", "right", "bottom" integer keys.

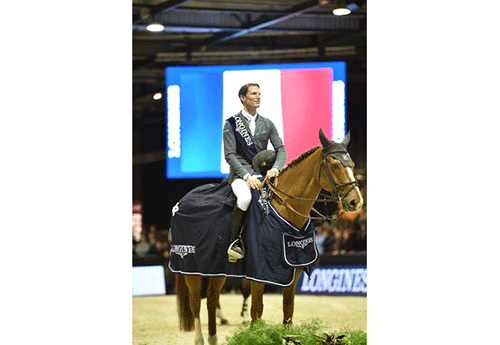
[
  {"left": 319, "top": 128, "right": 331, "bottom": 149},
  {"left": 341, "top": 131, "right": 351, "bottom": 147}
]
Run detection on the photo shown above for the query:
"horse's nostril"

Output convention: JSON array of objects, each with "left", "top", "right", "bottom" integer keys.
[{"left": 350, "top": 199, "right": 358, "bottom": 208}]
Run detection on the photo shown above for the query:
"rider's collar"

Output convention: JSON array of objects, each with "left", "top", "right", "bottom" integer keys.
[{"left": 241, "top": 110, "right": 258, "bottom": 122}]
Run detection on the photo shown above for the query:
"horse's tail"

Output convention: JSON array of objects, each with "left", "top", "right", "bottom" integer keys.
[{"left": 176, "top": 274, "right": 194, "bottom": 331}]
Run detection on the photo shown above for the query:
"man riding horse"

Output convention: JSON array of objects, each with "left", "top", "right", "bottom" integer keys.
[
  {"left": 223, "top": 83, "right": 287, "bottom": 262},
  {"left": 170, "top": 83, "right": 363, "bottom": 345}
]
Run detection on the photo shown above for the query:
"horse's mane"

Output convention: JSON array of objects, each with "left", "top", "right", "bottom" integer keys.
[{"left": 280, "top": 146, "right": 321, "bottom": 174}]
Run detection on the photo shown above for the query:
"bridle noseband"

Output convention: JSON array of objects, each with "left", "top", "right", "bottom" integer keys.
[{"left": 261, "top": 149, "right": 359, "bottom": 223}]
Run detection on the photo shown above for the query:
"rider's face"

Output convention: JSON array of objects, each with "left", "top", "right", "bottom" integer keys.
[{"left": 241, "top": 86, "right": 260, "bottom": 112}]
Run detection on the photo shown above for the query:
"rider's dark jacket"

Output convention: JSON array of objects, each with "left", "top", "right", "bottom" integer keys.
[{"left": 223, "top": 111, "right": 287, "bottom": 184}]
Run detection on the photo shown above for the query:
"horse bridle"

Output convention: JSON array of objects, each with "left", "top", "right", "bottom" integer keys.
[
  {"left": 318, "top": 150, "right": 359, "bottom": 204},
  {"left": 261, "top": 149, "right": 359, "bottom": 222}
]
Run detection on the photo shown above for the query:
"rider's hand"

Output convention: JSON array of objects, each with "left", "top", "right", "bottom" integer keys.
[
  {"left": 246, "top": 175, "right": 261, "bottom": 190},
  {"left": 266, "top": 168, "right": 279, "bottom": 179}
]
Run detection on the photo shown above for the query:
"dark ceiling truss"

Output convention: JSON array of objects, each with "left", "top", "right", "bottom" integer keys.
[
  {"left": 132, "top": 7, "right": 365, "bottom": 64},
  {"left": 133, "top": 0, "right": 195, "bottom": 24},
  {"left": 207, "top": 0, "right": 328, "bottom": 43},
  {"left": 133, "top": 10, "right": 363, "bottom": 35},
  {"left": 132, "top": 0, "right": 366, "bottom": 113},
  {"left": 133, "top": 1, "right": 365, "bottom": 48}
]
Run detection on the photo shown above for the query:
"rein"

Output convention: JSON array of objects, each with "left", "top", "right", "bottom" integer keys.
[{"left": 260, "top": 150, "right": 359, "bottom": 223}]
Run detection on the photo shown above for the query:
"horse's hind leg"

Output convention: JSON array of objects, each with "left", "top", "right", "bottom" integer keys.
[
  {"left": 216, "top": 302, "right": 228, "bottom": 325},
  {"left": 184, "top": 275, "right": 204, "bottom": 345},
  {"left": 282, "top": 268, "right": 303, "bottom": 325},
  {"left": 206, "top": 277, "right": 226, "bottom": 345}
]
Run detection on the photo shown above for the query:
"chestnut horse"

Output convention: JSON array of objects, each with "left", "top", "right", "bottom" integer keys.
[{"left": 174, "top": 129, "right": 363, "bottom": 345}]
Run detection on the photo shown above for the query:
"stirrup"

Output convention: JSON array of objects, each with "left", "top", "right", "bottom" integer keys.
[{"left": 227, "top": 237, "right": 244, "bottom": 262}]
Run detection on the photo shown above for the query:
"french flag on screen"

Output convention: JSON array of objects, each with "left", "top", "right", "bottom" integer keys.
[{"left": 220, "top": 68, "right": 345, "bottom": 174}]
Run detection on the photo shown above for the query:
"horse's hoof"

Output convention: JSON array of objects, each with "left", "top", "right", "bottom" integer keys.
[
  {"left": 194, "top": 318, "right": 204, "bottom": 345},
  {"left": 241, "top": 310, "right": 250, "bottom": 321},
  {"left": 220, "top": 318, "right": 228, "bottom": 325},
  {"left": 208, "top": 334, "right": 217, "bottom": 345}
]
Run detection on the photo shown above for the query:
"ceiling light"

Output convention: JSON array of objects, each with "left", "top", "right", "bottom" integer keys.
[
  {"left": 146, "top": 23, "right": 164, "bottom": 32},
  {"left": 153, "top": 92, "right": 163, "bottom": 100},
  {"left": 332, "top": 0, "right": 351, "bottom": 16},
  {"left": 333, "top": 8, "right": 351, "bottom": 16}
]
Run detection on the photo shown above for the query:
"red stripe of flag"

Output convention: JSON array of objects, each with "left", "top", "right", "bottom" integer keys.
[{"left": 280, "top": 68, "right": 333, "bottom": 164}]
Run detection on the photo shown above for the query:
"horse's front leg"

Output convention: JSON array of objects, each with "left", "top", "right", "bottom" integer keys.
[
  {"left": 184, "top": 275, "right": 204, "bottom": 345},
  {"left": 206, "top": 277, "right": 226, "bottom": 345},
  {"left": 250, "top": 281, "right": 265, "bottom": 322},
  {"left": 282, "top": 268, "right": 303, "bottom": 325},
  {"left": 240, "top": 278, "right": 251, "bottom": 320}
]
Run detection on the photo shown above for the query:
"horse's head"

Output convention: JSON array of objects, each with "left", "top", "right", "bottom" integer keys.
[{"left": 318, "top": 129, "right": 363, "bottom": 213}]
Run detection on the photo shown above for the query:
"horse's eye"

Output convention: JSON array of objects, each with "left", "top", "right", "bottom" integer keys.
[{"left": 330, "top": 162, "right": 340, "bottom": 170}]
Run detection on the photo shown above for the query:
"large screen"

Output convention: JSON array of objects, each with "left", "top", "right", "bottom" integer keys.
[{"left": 166, "top": 61, "right": 346, "bottom": 179}]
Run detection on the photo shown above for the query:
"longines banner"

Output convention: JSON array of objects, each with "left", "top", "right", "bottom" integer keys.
[{"left": 296, "top": 266, "right": 367, "bottom": 295}]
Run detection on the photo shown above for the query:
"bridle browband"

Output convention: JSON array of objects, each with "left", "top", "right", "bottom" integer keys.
[{"left": 260, "top": 149, "right": 359, "bottom": 223}]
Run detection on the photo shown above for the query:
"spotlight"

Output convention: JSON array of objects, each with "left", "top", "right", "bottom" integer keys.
[
  {"left": 153, "top": 92, "right": 163, "bottom": 100},
  {"left": 332, "top": 0, "right": 351, "bottom": 16},
  {"left": 146, "top": 23, "right": 164, "bottom": 32}
]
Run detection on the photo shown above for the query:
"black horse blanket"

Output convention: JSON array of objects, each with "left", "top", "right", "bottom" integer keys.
[{"left": 168, "top": 179, "right": 318, "bottom": 287}]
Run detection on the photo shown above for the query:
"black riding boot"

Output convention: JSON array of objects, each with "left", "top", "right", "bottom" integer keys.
[{"left": 227, "top": 206, "right": 246, "bottom": 262}]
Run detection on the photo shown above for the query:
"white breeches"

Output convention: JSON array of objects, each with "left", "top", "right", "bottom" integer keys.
[{"left": 231, "top": 178, "right": 252, "bottom": 211}]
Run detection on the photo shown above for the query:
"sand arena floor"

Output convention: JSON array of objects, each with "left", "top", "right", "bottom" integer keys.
[{"left": 133, "top": 292, "right": 366, "bottom": 345}]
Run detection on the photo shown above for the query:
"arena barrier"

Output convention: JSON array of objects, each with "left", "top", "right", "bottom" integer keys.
[
  {"left": 132, "top": 255, "right": 171, "bottom": 296},
  {"left": 295, "top": 252, "right": 366, "bottom": 296},
  {"left": 132, "top": 253, "right": 366, "bottom": 296}
]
